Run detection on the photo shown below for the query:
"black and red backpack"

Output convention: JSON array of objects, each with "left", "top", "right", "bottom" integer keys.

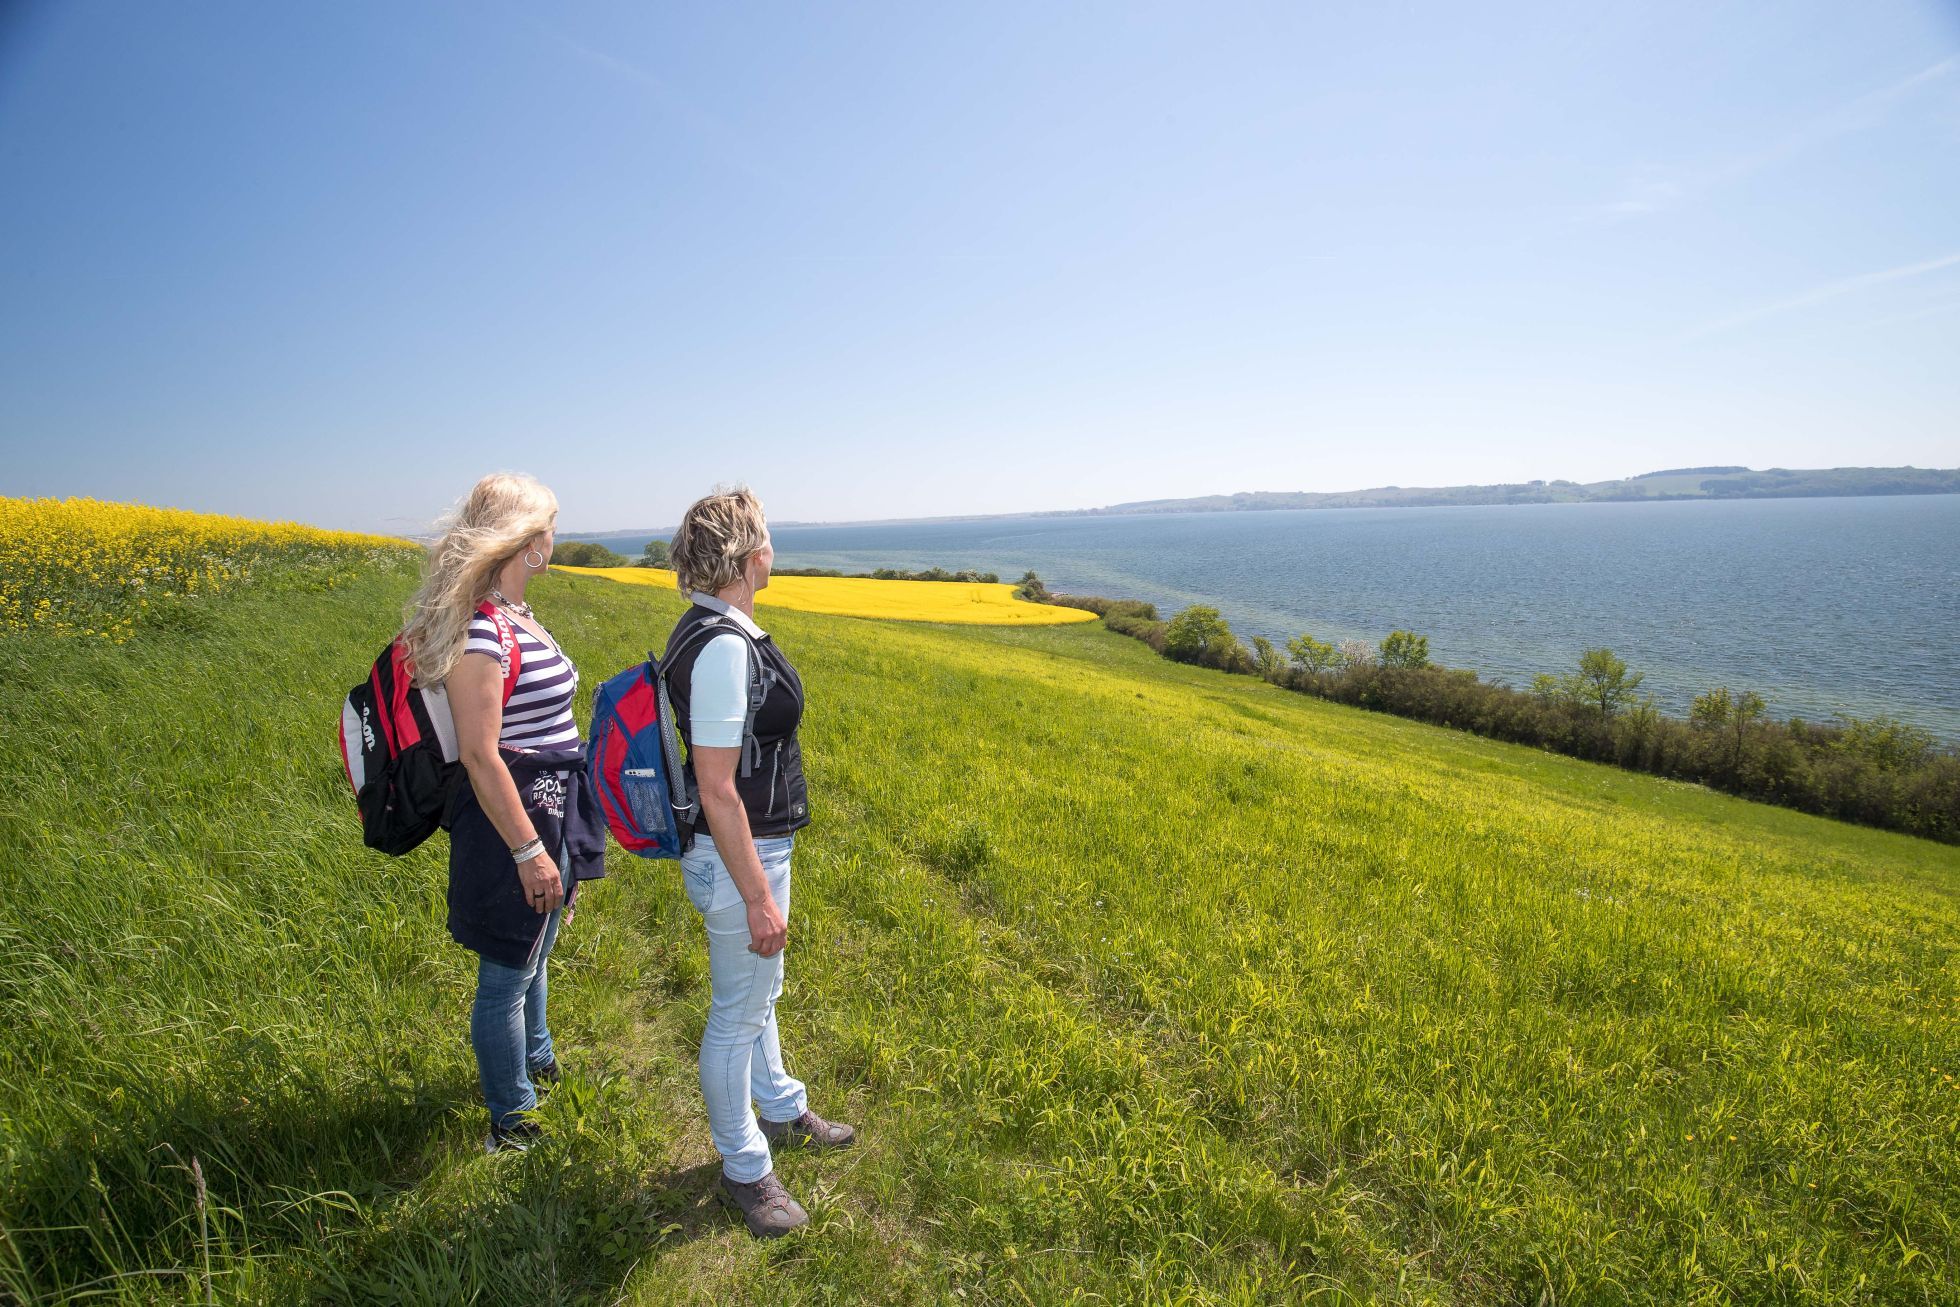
[{"left": 338, "top": 601, "right": 519, "bottom": 856}]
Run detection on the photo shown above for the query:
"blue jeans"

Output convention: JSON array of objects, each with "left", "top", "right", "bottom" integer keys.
[
  {"left": 471, "top": 852, "right": 571, "bottom": 1130},
  {"left": 681, "top": 833, "right": 808, "bottom": 1183}
]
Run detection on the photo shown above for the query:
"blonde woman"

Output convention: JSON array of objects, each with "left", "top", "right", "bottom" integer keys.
[
  {"left": 403, "top": 473, "right": 607, "bottom": 1153},
  {"left": 664, "top": 486, "right": 854, "bottom": 1238}
]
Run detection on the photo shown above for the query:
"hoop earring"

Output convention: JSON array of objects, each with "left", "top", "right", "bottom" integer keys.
[{"left": 524, "top": 549, "right": 545, "bottom": 569}]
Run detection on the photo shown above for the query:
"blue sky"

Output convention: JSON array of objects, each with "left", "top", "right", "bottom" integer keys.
[{"left": 2, "top": 1, "right": 1956, "bottom": 533}]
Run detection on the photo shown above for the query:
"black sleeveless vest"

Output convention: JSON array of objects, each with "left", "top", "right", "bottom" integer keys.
[{"left": 663, "top": 603, "right": 811, "bottom": 840}]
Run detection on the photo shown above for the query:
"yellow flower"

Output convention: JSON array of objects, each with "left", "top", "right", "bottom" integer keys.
[
  {"left": 559, "top": 565, "right": 1100, "bottom": 627},
  {"left": 1, "top": 495, "right": 414, "bottom": 640}
]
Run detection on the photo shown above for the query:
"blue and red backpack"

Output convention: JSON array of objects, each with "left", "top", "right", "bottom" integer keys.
[
  {"left": 339, "top": 601, "right": 519, "bottom": 856},
  {"left": 588, "top": 621, "right": 763, "bottom": 858}
]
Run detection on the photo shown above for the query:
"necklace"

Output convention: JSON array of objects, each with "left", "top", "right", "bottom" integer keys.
[{"left": 489, "top": 588, "right": 533, "bottom": 619}]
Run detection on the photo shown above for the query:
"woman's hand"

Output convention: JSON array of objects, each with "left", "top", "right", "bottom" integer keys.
[
  {"left": 519, "top": 852, "right": 565, "bottom": 914},
  {"left": 746, "top": 894, "right": 787, "bottom": 957}
]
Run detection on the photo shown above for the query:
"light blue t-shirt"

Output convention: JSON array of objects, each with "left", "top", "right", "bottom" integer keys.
[
  {"left": 686, "top": 592, "right": 763, "bottom": 748},
  {"left": 688, "top": 632, "right": 749, "bottom": 748}
]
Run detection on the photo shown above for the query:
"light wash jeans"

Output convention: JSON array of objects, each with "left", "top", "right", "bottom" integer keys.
[
  {"left": 471, "top": 849, "right": 571, "bottom": 1130},
  {"left": 681, "top": 832, "right": 808, "bottom": 1183}
]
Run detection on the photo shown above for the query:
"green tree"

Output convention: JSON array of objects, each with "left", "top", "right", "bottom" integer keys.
[
  {"left": 639, "top": 538, "right": 670, "bottom": 568},
  {"left": 1689, "top": 686, "right": 1735, "bottom": 730},
  {"left": 1618, "top": 697, "right": 1663, "bottom": 758},
  {"left": 1379, "top": 630, "right": 1430, "bottom": 669},
  {"left": 550, "top": 541, "right": 629, "bottom": 568},
  {"left": 1692, "top": 686, "right": 1767, "bottom": 775},
  {"left": 1014, "top": 571, "right": 1049, "bottom": 602},
  {"left": 1568, "top": 647, "right": 1643, "bottom": 719},
  {"left": 1286, "top": 632, "right": 1338, "bottom": 674},
  {"left": 1251, "top": 635, "right": 1283, "bottom": 678},
  {"left": 1831, "top": 714, "right": 1934, "bottom": 771},
  {"left": 1164, "top": 605, "right": 1231, "bottom": 663}
]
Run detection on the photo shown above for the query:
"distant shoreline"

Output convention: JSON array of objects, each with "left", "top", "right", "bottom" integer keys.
[{"left": 560, "top": 465, "right": 1958, "bottom": 539}]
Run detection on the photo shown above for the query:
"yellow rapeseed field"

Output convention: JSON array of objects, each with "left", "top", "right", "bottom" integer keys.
[
  {"left": 0, "top": 496, "right": 416, "bottom": 641},
  {"left": 556, "top": 564, "right": 1100, "bottom": 626}
]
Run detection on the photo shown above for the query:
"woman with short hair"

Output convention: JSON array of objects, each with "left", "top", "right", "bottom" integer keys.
[
  {"left": 402, "top": 472, "right": 606, "bottom": 1152},
  {"left": 664, "top": 485, "right": 854, "bottom": 1238}
]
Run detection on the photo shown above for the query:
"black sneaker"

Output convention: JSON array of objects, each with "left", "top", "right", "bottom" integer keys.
[
  {"left": 529, "top": 1059, "right": 561, "bottom": 1090},
  {"left": 485, "top": 1118, "right": 542, "bottom": 1155}
]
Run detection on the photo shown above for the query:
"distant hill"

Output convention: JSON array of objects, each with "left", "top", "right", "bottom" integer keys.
[
  {"left": 1074, "top": 464, "right": 1960, "bottom": 517},
  {"left": 560, "top": 466, "right": 1959, "bottom": 539},
  {"left": 1070, "top": 465, "right": 1960, "bottom": 516}
]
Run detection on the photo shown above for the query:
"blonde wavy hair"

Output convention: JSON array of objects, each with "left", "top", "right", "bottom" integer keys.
[
  {"left": 671, "top": 486, "right": 769, "bottom": 597},
  {"left": 402, "top": 473, "right": 559, "bottom": 686}
]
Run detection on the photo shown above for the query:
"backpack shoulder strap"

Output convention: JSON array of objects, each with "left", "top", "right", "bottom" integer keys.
[
  {"left": 661, "top": 616, "right": 768, "bottom": 778},
  {"left": 657, "top": 616, "right": 722, "bottom": 673},
  {"left": 475, "top": 600, "right": 523, "bottom": 706},
  {"left": 736, "top": 632, "right": 768, "bottom": 779}
]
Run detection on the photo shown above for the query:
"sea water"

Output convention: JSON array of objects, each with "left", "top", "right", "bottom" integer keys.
[{"left": 595, "top": 495, "right": 1960, "bottom": 738}]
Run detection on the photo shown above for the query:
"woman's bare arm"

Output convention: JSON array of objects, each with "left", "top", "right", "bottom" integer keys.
[{"left": 694, "top": 743, "right": 786, "bottom": 956}]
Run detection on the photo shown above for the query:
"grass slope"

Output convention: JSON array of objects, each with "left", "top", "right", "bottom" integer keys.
[{"left": 2, "top": 565, "right": 1955, "bottom": 1305}]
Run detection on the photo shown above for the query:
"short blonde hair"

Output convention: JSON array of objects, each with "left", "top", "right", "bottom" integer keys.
[{"left": 672, "top": 485, "right": 768, "bottom": 597}]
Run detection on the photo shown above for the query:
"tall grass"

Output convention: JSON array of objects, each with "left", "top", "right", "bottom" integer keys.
[{"left": 1, "top": 520, "right": 1955, "bottom": 1303}]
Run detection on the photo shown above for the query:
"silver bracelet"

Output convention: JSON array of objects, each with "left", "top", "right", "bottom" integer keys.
[{"left": 510, "top": 837, "right": 545, "bottom": 864}]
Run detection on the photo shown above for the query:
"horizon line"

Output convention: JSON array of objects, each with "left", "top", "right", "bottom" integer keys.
[{"left": 556, "top": 462, "right": 1959, "bottom": 538}]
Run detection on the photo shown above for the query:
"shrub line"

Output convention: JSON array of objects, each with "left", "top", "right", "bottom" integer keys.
[{"left": 1014, "top": 574, "right": 1960, "bottom": 843}]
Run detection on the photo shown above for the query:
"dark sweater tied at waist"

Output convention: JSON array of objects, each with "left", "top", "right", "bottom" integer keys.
[{"left": 447, "top": 746, "right": 607, "bottom": 968}]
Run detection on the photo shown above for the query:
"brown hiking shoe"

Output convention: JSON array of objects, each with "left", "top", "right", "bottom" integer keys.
[
  {"left": 719, "top": 1171, "right": 808, "bottom": 1239},
  {"left": 758, "top": 1108, "right": 857, "bottom": 1150}
]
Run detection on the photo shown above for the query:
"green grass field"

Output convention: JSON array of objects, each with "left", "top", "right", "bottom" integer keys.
[{"left": 2, "top": 556, "right": 1956, "bottom": 1304}]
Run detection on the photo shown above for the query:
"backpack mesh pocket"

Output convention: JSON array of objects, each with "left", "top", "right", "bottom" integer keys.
[{"left": 621, "top": 769, "right": 672, "bottom": 836}]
